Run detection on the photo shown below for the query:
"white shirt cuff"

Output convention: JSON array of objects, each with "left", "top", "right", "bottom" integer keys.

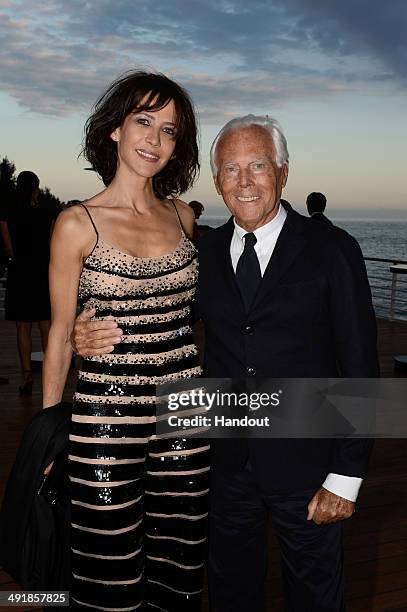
[{"left": 322, "top": 473, "right": 363, "bottom": 502}]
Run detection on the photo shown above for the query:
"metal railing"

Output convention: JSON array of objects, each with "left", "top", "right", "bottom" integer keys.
[
  {"left": 1, "top": 262, "right": 406, "bottom": 322},
  {"left": 364, "top": 258, "right": 407, "bottom": 322}
]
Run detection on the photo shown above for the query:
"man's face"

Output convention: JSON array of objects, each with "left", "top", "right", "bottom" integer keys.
[{"left": 214, "top": 125, "right": 288, "bottom": 231}]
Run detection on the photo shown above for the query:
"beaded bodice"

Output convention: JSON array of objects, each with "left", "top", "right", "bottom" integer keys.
[{"left": 74, "top": 231, "right": 202, "bottom": 395}]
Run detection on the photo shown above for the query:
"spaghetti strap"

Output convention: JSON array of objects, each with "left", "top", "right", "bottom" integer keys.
[
  {"left": 79, "top": 203, "right": 99, "bottom": 239},
  {"left": 79, "top": 203, "right": 99, "bottom": 257},
  {"left": 171, "top": 200, "right": 185, "bottom": 235}
]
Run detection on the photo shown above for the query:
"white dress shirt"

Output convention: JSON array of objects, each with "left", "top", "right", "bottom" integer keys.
[{"left": 230, "top": 203, "right": 362, "bottom": 503}]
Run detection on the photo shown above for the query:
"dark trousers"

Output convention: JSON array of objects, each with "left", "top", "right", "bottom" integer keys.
[{"left": 208, "top": 463, "right": 345, "bottom": 612}]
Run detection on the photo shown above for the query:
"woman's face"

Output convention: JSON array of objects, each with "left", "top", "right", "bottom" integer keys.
[{"left": 111, "top": 98, "right": 177, "bottom": 179}]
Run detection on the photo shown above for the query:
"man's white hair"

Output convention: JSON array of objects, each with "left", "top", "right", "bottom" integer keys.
[{"left": 210, "top": 114, "right": 289, "bottom": 176}]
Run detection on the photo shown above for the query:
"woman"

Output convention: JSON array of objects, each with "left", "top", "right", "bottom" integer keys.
[
  {"left": 5, "top": 171, "right": 54, "bottom": 394},
  {"left": 43, "top": 71, "right": 209, "bottom": 611}
]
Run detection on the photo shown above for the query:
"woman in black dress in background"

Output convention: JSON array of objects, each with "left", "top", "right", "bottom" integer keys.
[{"left": 5, "top": 171, "right": 54, "bottom": 394}]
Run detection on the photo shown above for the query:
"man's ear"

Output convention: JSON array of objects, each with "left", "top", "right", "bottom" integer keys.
[
  {"left": 281, "top": 163, "right": 289, "bottom": 188},
  {"left": 110, "top": 127, "right": 120, "bottom": 142},
  {"left": 213, "top": 174, "right": 221, "bottom": 195}
]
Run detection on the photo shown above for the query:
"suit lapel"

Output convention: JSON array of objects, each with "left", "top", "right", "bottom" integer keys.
[
  {"left": 213, "top": 217, "right": 246, "bottom": 312},
  {"left": 251, "top": 204, "right": 308, "bottom": 311},
  {"left": 212, "top": 205, "right": 308, "bottom": 315}
]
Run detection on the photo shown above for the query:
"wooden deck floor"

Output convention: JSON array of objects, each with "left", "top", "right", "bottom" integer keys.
[{"left": 0, "top": 318, "right": 407, "bottom": 611}]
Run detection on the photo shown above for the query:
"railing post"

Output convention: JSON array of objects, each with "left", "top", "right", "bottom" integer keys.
[
  {"left": 389, "top": 265, "right": 407, "bottom": 322},
  {"left": 389, "top": 271, "right": 397, "bottom": 321}
]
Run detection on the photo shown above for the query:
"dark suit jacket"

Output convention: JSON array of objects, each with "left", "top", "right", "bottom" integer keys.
[
  {"left": 196, "top": 201, "right": 379, "bottom": 492},
  {"left": 310, "top": 211, "right": 333, "bottom": 225}
]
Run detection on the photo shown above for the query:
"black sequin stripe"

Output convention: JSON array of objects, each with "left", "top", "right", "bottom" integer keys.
[
  {"left": 83, "top": 254, "right": 196, "bottom": 280},
  {"left": 69, "top": 460, "right": 145, "bottom": 482},
  {"left": 76, "top": 379, "right": 155, "bottom": 397},
  {"left": 95, "top": 299, "right": 191, "bottom": 318},
  {"left": 145, "top": 558, "right": 204, "bottom": 590},
  {"left": 71, "top": 420, "right": 155, "bottom": 440},
  {"left": 72, "top": 577, "right": 143, "bottom": 610},
  {"left": 146, "top": 537, "right": 206, "bottom": 567},
  {"left": 149, "top": 437, "right": 208, "bottom": 454},
  {"left": 109, "top": 333, "right": 196, "bottom": 354},
  {"left": 80, "top": 282, "right": 196, "bottom": 303},
  {"left": 81, "top": 354, "right": 200, "bottom": 378},
  {"left": 147, "top": 589, "right": 202, "bottom": 612},
  {"left": 145, "top": 472, "right": 210, "bottom": 495},
  {"left": 69, "top": 440, "right": 148, "bottom": 460},
  {"left": 146, "top": 450, "right": 209, "bottom": 473},
  {"left": 73, "top": 551, "right": 144, "bottom": 582},
  {"left": 119, "top": 314, "right": 192, "bottom": 335},
  {"left": 72, "top": 526, "right": 143, "bottom": 558},
  {"left": 146, "top": 491, "right": 209, "bottom": 517},
  {"left": 144, "top": 514, "right": 207, "bottom": 541},
  {"left": 72, "top": 400, "right": 155, "bottom": 417},
  {"left": 70, "top": 478, "right": 142, "bottom": 505},
  {"left": 72, "top": 500, "right": 143, "bottom": 531}
]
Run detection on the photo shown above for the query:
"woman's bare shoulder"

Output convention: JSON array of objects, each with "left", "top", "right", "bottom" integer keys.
[
  {"left": 52, "top": 204, "right": 97, "bottom": 254},
  {"left": 172, "top": 198, "right": 194, "bottom": 217},
  {"left": 55, "top": 203, "right": 90, "bottom": 230},
  {"left": 172, "top": 198, "right": 195, "bottom": 232}
]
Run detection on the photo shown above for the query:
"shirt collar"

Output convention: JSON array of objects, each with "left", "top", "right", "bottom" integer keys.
[{"left": 233, "top": 203, "right": 287, "bottom": 250}]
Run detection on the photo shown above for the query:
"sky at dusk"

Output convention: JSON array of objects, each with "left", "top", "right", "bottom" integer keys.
[{"left": 0, "top": 0, "right": 406, "bottom": 218}]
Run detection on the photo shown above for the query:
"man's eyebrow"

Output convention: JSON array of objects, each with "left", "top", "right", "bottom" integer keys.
[{"left": 220, "top": 157, "right": 270, "bottom": 165}]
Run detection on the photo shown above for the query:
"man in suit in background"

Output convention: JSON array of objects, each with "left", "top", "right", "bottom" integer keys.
[
  {"left": 71, "top": 115, "right": 379, "bottom": 611},
  {"left": 306, "top": 190, "right": 333, "bottom": 224}
]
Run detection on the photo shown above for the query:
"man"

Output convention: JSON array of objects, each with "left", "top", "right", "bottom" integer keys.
[
  {"left": 188, "top": 199, "right": 213, "bottom": 241},
  {"left": 72, "top": 115, "right": 379, "bottom": 611},
  {"left": 189, "top": 199, "right": 205, "bottom": 220},
  {"left": 306, "top": 191, "right": 333, "bottom": 224}
]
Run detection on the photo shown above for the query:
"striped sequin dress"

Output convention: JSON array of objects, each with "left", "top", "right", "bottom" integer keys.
[{"left": 69, "top": 204, "right": 209, "bottom": 611}]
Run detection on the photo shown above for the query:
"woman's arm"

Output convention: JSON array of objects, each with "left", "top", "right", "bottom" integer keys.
[
  {"left": 0, "top": 221, "right": 13, "bottom": 258},
  {"left": 42, "top": 208, "right": 91, "bottom": 408}
]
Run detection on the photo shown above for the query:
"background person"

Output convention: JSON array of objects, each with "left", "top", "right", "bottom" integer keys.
[
  {"left": 4, "top": 171, "right": 54, "bottom": 394},
  {"left": 188, "top": 199, "right": 213, "bottom": 242},
  {"left": 306, "top": 191, "right": 333, "bottom": 225}
]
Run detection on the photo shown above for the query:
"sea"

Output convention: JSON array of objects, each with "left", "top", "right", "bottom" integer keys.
[{"left": 201, "top": 216, "right": 407, "bottom": 319}]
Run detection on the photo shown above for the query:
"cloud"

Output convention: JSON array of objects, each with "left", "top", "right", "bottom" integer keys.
[
  {"left": 0, "top": 0, "right": 405, "bottom": 120},
  {"left": 282, "top": 0, "right": 407, "bottom": 78}
]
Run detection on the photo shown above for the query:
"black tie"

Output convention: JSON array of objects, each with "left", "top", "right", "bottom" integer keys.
[{"left": 235, "top": 232, "right": 262, "bottom": 311}]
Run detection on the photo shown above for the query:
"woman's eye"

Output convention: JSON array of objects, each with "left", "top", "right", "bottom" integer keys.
[
  {"left": 136, "top": 117, "right": 149, "bottom": 126},
  {"left": 163, "top": 127, "right": 175, "bottom": 136}
]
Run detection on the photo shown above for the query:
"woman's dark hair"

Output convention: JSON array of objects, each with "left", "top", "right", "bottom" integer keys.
[
  {"left": 83, "top": 71, "right": 200, "bottom": 198},
  {"left": 16, "top": 171, "right": 40, "bottom": 208}
]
